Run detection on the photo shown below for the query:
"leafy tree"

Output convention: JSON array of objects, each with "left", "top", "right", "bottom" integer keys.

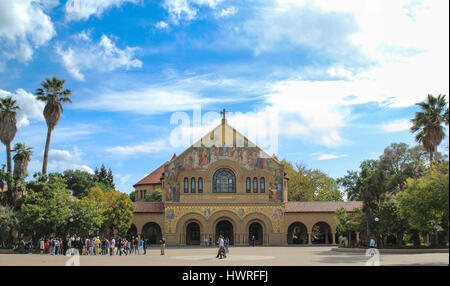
[
  {"left": 410, "top": 94, "right": 448, "bottom": 168},
  {"left": 144, "top": 188, "right": 162, "bottom": 202},
  {"left": 63, "top": 169, "right": 97, "bottom": 198},
  {"left": 20, "top": 180, "right": 73, "bottom": 239},
  {"left": 281, "top": 160, "right": 343, "bottom": 201},
  {"left": 35, "top": 77, "right": 72, "bottom": 176},
  {"left": 398, "top": 162, "right": 449, "bottom": 246},
  {"left": 374, "top": 195, "right": 407, "bottom": 247},
  {"left": 0, "top": 205, "right": 18, "bottom": 247},
  {"left": 337, "top": 170, "right": 360, "bottom": 201},
  {"left": 0, "top": 96, "right": 20, "bottom": 174},
  {"left": 83, "top": 187, "right": 135, "bottom": 236},
  {"left": 107, "top": 168, "right": 115, "bottom": 189},
  {"left": 129, "top": 190, "right": 136, "bottom": 202},
  {"left": 69, "top": 199, "right": 103, "bottom": 237}
]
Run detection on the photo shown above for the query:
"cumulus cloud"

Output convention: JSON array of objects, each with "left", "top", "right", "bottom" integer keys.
[
  {"left": 64, "top": 0, "right": 140, "bottom": 21},
  {"left": 29, "top": 147, "right": 94, "bottom": 174},
  {"left": 56, "top": 30, "right": 143, "bottom": 81},
  {"left": 0, "top": 0, "right": 56, "bottom": 63},
  {"left": 0, "top": 88, "right": 45, "bottom": 127}
]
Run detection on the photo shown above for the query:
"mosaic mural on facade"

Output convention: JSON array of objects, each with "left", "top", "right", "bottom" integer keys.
[{"left": 164, "top": 145, "right": 284, "bottom": 203}]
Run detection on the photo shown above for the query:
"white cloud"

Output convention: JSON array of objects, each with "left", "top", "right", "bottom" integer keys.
[
  {"left": 0, "top": 88, "right": 45, "bottom": 127},
  {"left": 72, "top": 74, "right": 251, "bottom": 114},
  {"left": 0, "top": 0, "right": 56, "bottom": 63},
  {"left": 56, "top": 31, "right": 143, "bottom": 81},
  {"left": 317, "top": 153, "right": 348, "bottom": 160},
  {"left": 64, "top": 0, "right": 140, "bottom": 21},
  {"left": 162, "top": 0, "right": 223, "bottom": 22},
  {"left": 29, "top": 147, "right": 94, "bottom": 174},
  {"left": 106, "top": 139, "right": 169, "bottom": 156},
  {"left": 216, "top": 6, "right": 237, "bottom": 18},
  {"left": 155, "top": 21, "right": 169, "bottom": 29},
  {"left": 380, "top": 119, "right": 412, "bottom": 133}
]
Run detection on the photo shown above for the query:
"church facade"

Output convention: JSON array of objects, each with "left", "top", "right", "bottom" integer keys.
[{"left": 131, "top": 114, "right": 362, "bottom": 246}]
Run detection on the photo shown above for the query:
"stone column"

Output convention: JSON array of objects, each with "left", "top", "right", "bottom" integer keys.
[
  {"left": 308, "top": 233, "right": 312, "bottom": 245},
  {"left": 332, "top": 233, "right": 336, "bottom": 245},
  {"left": 356, "top": 232, "right": 360, "bottom": 244},
  {"left": 325, "top": 230, "right": 329, "bottom": 244}
]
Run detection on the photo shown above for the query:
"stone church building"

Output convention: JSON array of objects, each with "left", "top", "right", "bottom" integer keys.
[{"left": 131, "top": 112, "right": 362, "bottom": 246}]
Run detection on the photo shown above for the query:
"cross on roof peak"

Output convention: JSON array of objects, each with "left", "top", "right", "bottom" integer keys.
[{"left": 220, "top": 108, "right": 228, "bottom": 120}]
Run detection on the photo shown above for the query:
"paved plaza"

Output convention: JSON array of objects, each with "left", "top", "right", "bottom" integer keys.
[{"left": 0, "top": 246, "right": 448, "bottom": 266}]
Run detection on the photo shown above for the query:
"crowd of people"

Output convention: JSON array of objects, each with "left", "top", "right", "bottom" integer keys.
[{"left": 14, "top": 236, "right": 168, "bottom": 256}]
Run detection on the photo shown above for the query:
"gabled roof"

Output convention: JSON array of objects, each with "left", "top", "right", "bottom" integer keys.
[
  {"left": 285, "top": 201, "right": 363, "bottom": 213},
  {"left": 134, "top": 202, "right": 164, "bottom": 213},
  {"left": 177, "top": 120, "right": 276, "bottom": 161},
  {"left": 133, "top": 163, "right": 166, "bottom": 187}
]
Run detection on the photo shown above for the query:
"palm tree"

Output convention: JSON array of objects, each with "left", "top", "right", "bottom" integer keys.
[
  {"left": 35, "top": 77, "right": 72, "bottom": 176},
  {"left": 410, "top": 94, "right": 448, "bottom": 168},
  {"left": 12, "top": 143, "right": 33, "bottom": 181},
  {"left": 0, "top": 96, "right": 20, "bottom": 174}
]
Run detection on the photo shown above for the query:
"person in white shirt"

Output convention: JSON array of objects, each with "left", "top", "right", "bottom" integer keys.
[{"left": 216, "top": 235, "right": 226, "bottom": 259}]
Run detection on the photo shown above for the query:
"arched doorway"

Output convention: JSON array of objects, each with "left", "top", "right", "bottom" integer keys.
[
  {"left": 126, "top": 224, "right": 138, "bottom": 240},
  {"left": 311, "top": 222, "right": 332, "bottom": 244},
  {"left": 186, "top": 222, "right": 201, "bottom": 245},
  {"left": 249, "top": 222, "right": 263, "bottom": 245},
  {"left": 215, "top": 220, "right": 234, "bottom": 245},
  {"left": 287, "top": 222, "right": 308, "bottom": 244},
  {"left": 142, "top": 222, "right": 162, "bottom": 244}
]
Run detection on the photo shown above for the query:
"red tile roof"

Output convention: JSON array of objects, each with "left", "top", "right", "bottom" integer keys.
[
  {"left": 133, "top": 163, "right": 166, "bottom": 187},
  {"left": 134, "top": 202, "right": 164, "bottom": 213},
  {"left": 285, "top": 201, "right": 363, "bottom": 213}
]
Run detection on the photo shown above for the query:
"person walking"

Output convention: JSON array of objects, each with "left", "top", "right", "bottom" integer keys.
[
  {"left": 370, "top": 237, "right": 376, "bottom": 248},
  {"left": 251, "top": 235, "right": 255, "bottom": 247},
  {"left": 160, "top": 237, "right": 166, "bottom": 255},
  {"left": 224, "top": 237, "right": 229, "bottom": 254},
  {"left": 209, "top": 236, "right": 212, "bottom": 247},
  {"left": 216, "top": 235, "right": 226, "bottom": 259}
]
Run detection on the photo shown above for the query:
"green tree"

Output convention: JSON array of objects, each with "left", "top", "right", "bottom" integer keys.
[
  {"left": 12, "top": 143, "right": 33, "bottom": 182},
  {"left": 398, "top": 162, "right": 449, "bottom": 246},
  {"left": 0, "top": 205, "right": 18, "bottom": 247},
  {"left": 35, "top": 77, "right": 72, "bottom": 176},
  {"left": 144, "top": 188, "right": 162, "bottom": 202},
  {"left": 83, "top": 187, "right": 135, "bottom": 236},
  {"left": 0, "top": 96, "right": 20, "bottom": 174},
  {"left": 281, "top": 160, "right": 343, "bottom": 201},
  {"left": 69, "top": 199, "right": 103, "bottom": 237},
  {"left": 129, "top": 190, "right": 136, "bottom": 202},
  {"left": 410, "top": 94, "right": 448, "bottom": 168},
  {"left": 20, "top": 180, "right": 73, "bottom": 239},
  {"left": 63, "top": 169, "right": 97, "bottom": 199}
]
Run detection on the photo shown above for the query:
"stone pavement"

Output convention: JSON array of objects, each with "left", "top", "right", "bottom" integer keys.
[{"left": 0, "top": 246, "right": 448, "bottom": 266}]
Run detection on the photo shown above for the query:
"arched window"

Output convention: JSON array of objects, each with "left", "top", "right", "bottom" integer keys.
[
  {"left": 213, "top": 168, "right": 236, "bottom": 193},
  {"left": 143, "top": 190, "right": 147, "bottom": 198},
  {"left": 198, "top": 178, "right": 203, "bottom": 193},
  {"left": 191, "top": 177, "right": 196, "bottom": 193},
  {"left": 184, "top": 178, "right": 189, "bottom": 193},
  {"left": 140, "top": 190, "right": 143, "bottom": 199},
  {"left": 260, "top": 178, "right": 265, "bottom": 193},
  {"left": 253, "top": 177, "right": 258, "bottom": 193},
  {"left": 246, "top": 177, "right": 251, "bottom": 193}
]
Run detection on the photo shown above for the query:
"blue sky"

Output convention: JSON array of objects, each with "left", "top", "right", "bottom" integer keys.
[{"left": 0, "top": 0, "right": 449, "bottom": 194}]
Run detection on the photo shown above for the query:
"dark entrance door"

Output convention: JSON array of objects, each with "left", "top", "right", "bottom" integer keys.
[
  {"left": 186, "top": 222, "right": 200, "bottom": 245},
  {"left": 142, "top": 222, "right": 162, "bottom": 244},
  {"left": 249, "top": 222, "right": 263, "bottom": 245},
  {"left": 215, "top": 220, "right": 233, "bottom": 245}
]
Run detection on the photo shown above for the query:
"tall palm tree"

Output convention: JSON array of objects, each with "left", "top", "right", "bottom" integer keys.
[
  {"left": 0, "top": 96, "right": 20, "bottom": 174},
  {"left": 410, "top": 94, "right": 448, "bottom": 168},
  {"left": 35, "top": 77, "right": 72, "bottom": 176},
  {"left": 12, "top": 143, "right": 33, "bottom": 181}
]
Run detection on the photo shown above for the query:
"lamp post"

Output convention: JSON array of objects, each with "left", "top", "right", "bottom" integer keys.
[
  {"left": 374, "top": 217, "right": 380, "bottom": 249},
  {"left": 68, "top": 218, "right": 74, "bottom": 237}
]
